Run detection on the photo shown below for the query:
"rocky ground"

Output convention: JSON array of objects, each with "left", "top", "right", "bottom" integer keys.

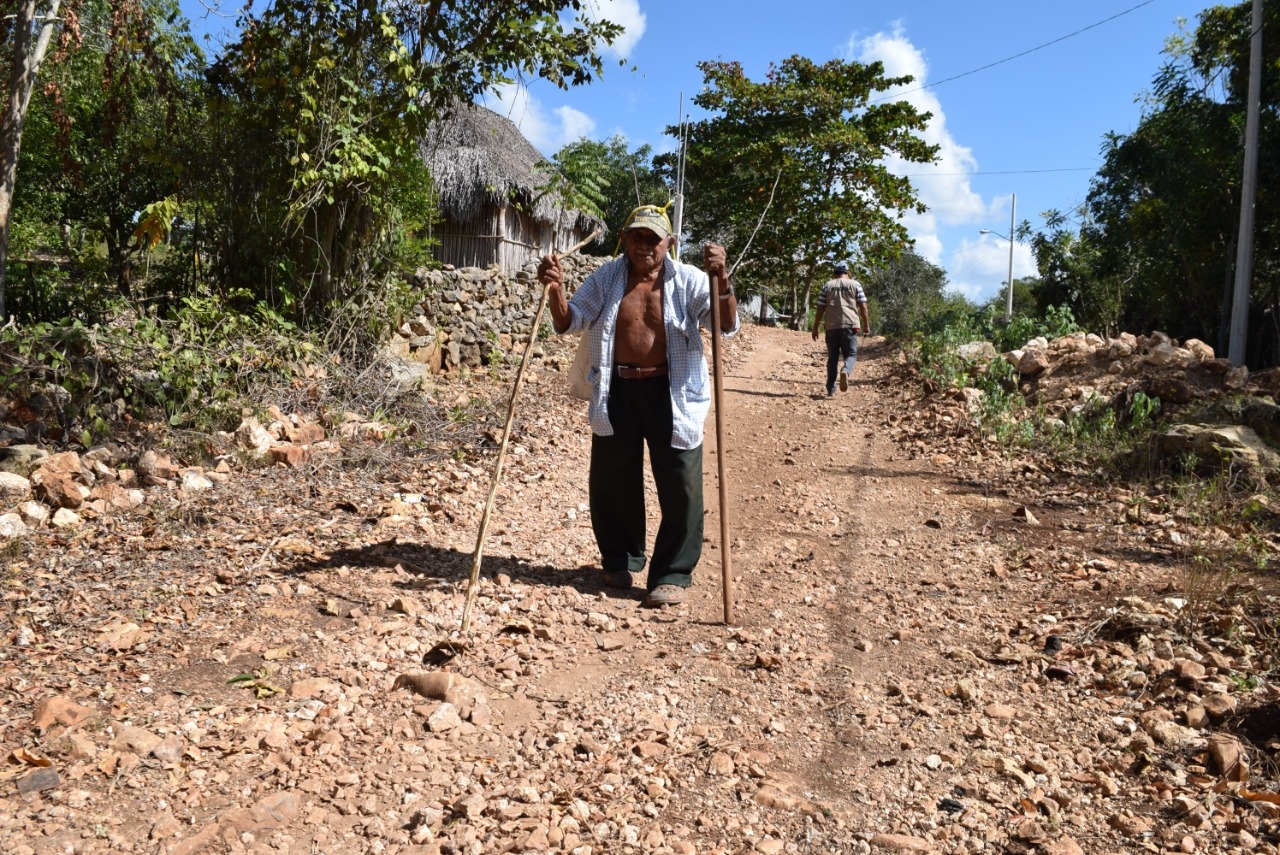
[{"left": 1, "top": 324, "right": 1278, "bottom": 855}]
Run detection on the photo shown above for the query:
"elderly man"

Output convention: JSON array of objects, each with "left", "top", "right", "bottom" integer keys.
[{"left": 538, "top": 206, "right": 738, "bottom": 607}]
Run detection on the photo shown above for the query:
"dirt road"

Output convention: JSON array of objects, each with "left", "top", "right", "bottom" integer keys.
[{"left": 2, "top": 325, "right": 1274, "bottom": 855}]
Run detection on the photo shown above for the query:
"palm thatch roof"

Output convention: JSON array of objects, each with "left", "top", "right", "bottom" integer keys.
[{"left": 421, "top": 103, "right": 605, "bottom": 236}]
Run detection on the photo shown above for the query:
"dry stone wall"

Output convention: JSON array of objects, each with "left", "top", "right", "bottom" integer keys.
[{"left": 390, "top": 255, "right": 608, "bottom": 374}]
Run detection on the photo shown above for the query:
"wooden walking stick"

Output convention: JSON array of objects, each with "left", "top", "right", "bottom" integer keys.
[
  {"left": 706, "top": 249, "right": 735, "bottom": 625},
  {"left": 460, "top": 229, "right": 601, "bottom": 633}
]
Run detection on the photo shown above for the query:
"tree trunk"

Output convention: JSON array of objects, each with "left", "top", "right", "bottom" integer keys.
[
  {"left": 0, "top": 0, "right": 63, "bottom": 319},
  {"left": 106, "top": 213, "right": 133, "bottom": 298}
]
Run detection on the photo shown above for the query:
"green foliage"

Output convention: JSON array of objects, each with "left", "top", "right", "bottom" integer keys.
[
  {"left": 205, "top": 0, "right": 623, "bottom": 320},
  {"left": 1079, "top": 2, "right": 1280, "bottom": 361},
  {"left": 991, "top": 304, "right": 1080, "bottom": 353},
  {"left": 1128, "top": 391, "right": 1162, "bottom": 431},
  {"left": 0, "top": 296, "right": 329, "bottom": 445},
  {"left": 20, "top": 0, "right": 206, "bottom": 300},
  {"left": 667, "top": 55, "right": 939, "bottom": 322},
  {"left": 6, "top": 0, "right": 207, "bottom": 320},
  {"left": 546, "top": 135, "right": 669, "bottom": 253},
  {"left": 865, "top": 249, "right": 949, "bottom": 339}
]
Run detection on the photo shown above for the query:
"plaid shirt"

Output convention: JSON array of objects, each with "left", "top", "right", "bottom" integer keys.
[
  {"left": 561, "top": 254, "right": 739, "bottom": 450},
  {"left": 816, "top": 277, "right": 868, "bottom": 331}
]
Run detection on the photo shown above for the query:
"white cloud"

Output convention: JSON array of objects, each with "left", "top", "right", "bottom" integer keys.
[
  {"left": 843, "top": 26, "right": 1043, "bottom": 305},
  {"left": 849, "top": 27, "right": 985, "bottom": 229},
  {"left": 485, "top": 84, "right": 596, "bottom": 156},
  {"left": 945, "top": 231, "right": 1036, "bottom": 306},
  {"left": 583, "top": 0, "right": 646, "bottom": 59}
]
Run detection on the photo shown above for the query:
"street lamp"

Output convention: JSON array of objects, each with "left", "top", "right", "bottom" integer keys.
[{"left": 979, "top": 193, "right": 1016, "bottom": 323}]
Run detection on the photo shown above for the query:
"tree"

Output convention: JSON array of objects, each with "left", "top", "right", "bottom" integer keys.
[
  {"left": 1, "top": 0, "right": 65, "bottom": 318},
  {"left": 31, "top": 0, "right": 204, "bottom": 300},
  {"left": 548, "top": 135, "right": 668, "bottom": 255},
  {"left": 206, "top": 0, "right": 624, "bottom": 318},
  {"left": 667, "top": 56, "right": 938, "bottom": 326},
  {"left": 864, "top": 248, "right": 947, "bottom": 339},
  {"left": 1083, "top": 2, "right": 1278, "bottom": 361}
]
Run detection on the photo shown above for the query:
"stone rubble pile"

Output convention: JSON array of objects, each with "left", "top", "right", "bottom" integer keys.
[
  {"left": 0, "top": 405, "right": 387, "bottom": 535},
  {"left": 937, "top": 331, "right": 1280, "bottom": 475},
  {"left": 1003, "top": 331, "right": 1247, "bottom": 418}
]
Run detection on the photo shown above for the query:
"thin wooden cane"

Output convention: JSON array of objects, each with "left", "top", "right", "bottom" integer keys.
[
  {"left": 706, "top": 255, "right": 735, "bottom": 625},
  {"left": 460, "top": 229, "right": 601, "bottom": 632}
]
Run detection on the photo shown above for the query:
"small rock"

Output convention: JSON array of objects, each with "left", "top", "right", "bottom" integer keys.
[
  {"left": 32, "top": 696, "right": 96, "bottom": 730},
  {"left": 427, "top": 703, "right": 463, "bottom": 732},
  {"left": 180, "top": 470, "right": 214, "bottom": 491},
  {"left": 708, "top": 752, "right": 735, "bottom": 775},
  {"left": 1108, "top": 813, "right": 1152, "bottom": 836},
  {"left": 1012, "top": 818, "right": 1047, "bottom": 843},
  {"left": 1202, "top": 693, "right": 1237, "bottom": 721},
  {"left": 111, "top": 723, "right": 161, "bottom": 755},
  {"left": 16, "top": 766, "right": 61, "bottom": 795},
  {"left": 1208, "top": 733, "right": 1248, "bottom": 781},
  {"left": 152, "top": 734, "right": 184, "bottom": 764},
  {"left": 51, "top": 508, "right": 82, "bottom": 528},
  {"left": 869, "top": 833, "right": 931, "bottom": 852},
  {"left": 289, "top": 678, "right": 339, "bottom": 699}
]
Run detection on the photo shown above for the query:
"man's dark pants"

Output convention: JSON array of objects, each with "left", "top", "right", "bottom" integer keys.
[
  {"left": 825, "top": 328, "right": 859, "bottom": 394},
  {"left": 589, "top": 376, "right": 703, "bottom": 591}
]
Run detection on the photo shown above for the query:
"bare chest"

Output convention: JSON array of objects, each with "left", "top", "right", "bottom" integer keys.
[{"left": 613, "top": 276, "right": 666, "bottom": 364}]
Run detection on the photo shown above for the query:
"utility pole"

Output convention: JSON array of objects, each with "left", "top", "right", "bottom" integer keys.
[
  {"left": 1004, "top": 193, "right": 1016, "bottom": 323},
  {"left": 671, "top": 97, "right": 687, "bottom": 261},
  {"left": 1228, "top": 0, "right": 1263, "bottom": 366}
]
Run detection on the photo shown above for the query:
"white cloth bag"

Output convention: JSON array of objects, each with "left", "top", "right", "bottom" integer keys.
[{"left": 567, "top": 332, "right": 592, "bottom": 400}]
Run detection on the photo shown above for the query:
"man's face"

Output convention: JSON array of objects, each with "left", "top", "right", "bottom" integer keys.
[{"left": 622, "top": 228, "right": 669, "bottom": 270}]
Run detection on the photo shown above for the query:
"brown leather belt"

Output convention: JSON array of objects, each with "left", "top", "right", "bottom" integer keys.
[{"left": 615, "top": 364, "right": 669, "bottom": 379}]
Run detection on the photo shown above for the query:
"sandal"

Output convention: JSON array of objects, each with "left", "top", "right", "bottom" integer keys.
[
  {"left": 600, "top": 569, "right": 633, "bottom": 589},
  {"left": 643, "top": 584, "right": 686, "bottom": 607}
]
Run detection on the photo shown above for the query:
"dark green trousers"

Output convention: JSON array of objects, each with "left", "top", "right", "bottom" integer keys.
[{"left": 590, "top": 376, "right": 704, "bottom": 590}]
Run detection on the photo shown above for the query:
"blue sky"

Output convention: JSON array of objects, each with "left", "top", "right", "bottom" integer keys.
[{"left": 183, "top": 0, "right": 1214, "bottom": 304}]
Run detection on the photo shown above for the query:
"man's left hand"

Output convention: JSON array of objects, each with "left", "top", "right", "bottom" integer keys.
[{"left": 703, "top": 243, "right": 727, "bottom": 286}]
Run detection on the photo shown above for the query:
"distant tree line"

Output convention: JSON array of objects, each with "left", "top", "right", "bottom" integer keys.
[
  {"left": 1007, "top": 3, "right": 1277, "bottom": 363},
  {"left": 0, "top": 0, "right": 622, "bottom": 327},
  {"left": 6, "top": 1, "right": 1273, "bottom": 366}
]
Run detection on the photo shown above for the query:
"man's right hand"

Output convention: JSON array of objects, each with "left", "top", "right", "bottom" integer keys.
[
  {"left": 539, "top": 254, "right": 573, "bottom": 333},
  {"left": 537, "top": 254, "right": 562, "bottom": 297}
]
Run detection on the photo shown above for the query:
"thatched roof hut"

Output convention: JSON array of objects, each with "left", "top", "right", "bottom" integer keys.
[{"left": 421, "top": 103, "right": 606, "bottom": 272}]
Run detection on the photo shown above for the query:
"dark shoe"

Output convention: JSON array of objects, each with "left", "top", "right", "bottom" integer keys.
[
  {"left": 600, "top": 569, "right": 633, "bottom": 589},
  {"left": 838, "top": 369, "right": 848, "bottom": 392},
  {"left": 643, "top": 584, "right": 685, "bottom": 607}
]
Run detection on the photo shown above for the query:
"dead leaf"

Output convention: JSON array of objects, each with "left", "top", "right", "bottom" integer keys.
[
  {"left": 11, "top": 748, "right": 53, "bottom": 767},
  {"left": 1243, "top": 789, "right": 1280, "bottom": 806},
  {"left": 95, "top": 620, "right": 151, "bottom": 651}
]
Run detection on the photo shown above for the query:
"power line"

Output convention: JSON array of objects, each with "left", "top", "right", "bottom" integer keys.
[
  {"left": 870, "top": 0, "right": 1159, "bottom": 104},
  {"left": 903, "top": 167, "right": 1095, "bottom": 177}
]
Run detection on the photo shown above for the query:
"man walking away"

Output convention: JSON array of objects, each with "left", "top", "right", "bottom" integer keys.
[{"left": 811, "top": 261, "right": 870, "bottom": 396}]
